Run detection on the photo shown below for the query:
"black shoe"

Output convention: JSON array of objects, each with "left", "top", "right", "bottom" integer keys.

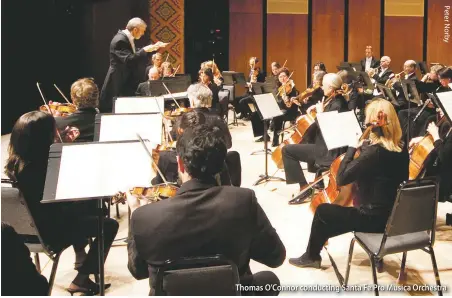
[
  {"left": 271, "top": 141, "right": 279, "bottom": 147},
  {"left": 289, "top": 189, "right": 313, "bottom": 205},
  {"left": 256, "top": 134, "right": 270, "bottom": 142},
  {"left": 313, "top": 181, "right": 325, "bottom": 190},
  {"left": 67, "top": 281, "right": 111, "bottom": 296},
  {"left": 289, "top": 253, "right": 321, "bottom": 269}
]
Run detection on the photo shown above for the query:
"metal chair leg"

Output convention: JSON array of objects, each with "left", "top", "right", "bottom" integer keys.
[
  {"left": 115, "top": 203, "right": 120, "bottom": 219},
  {"left": 47, "top": 253, "right": 61, "bottom": 296},
  {"left": 428, "top": 246, "right": 443, "bottom": 296},
  {"left": 370, "top": 256, "right": 380, "bottom": 296},
  {"left": 344, "top": 238, "right": 355, "bottom": 286},
  {"left": 397, "top": 252, "right": 408, "bottom": 283},
  {"left": 107, "top": 198, "right": 112, "bottom": 218},
  {"left": 34, "top": 253, "right": 41, "bottom": 273}
]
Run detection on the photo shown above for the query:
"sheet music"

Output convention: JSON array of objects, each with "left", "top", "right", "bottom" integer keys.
[
  {"left": 115, "top": 97, "right": 164, "bottom": 114},
  {"left": 55, "top": 142, "right": 153, "bottom": 200},
  {"left": 253, "top": 93, "right": 283, "bottom": 120},
  {"left": 317, "top": 111, "right": 362, "bottom": 150},
  {"left": 436, "top": 91, "right": 452, "bottom": 120},
  {"left": 99, "top": 114, "right": 162, "bottom": 145}
]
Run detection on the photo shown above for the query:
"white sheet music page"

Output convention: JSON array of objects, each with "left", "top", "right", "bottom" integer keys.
[
  {"left": 115, "top": 97, "right": 164, "bottom": 114},
  {"left": 99, "top": 114, "right": 162, "bottom": 145},
  {"left": 253, "top": 93, "right": 283, "bottom": 120},
  {"left": 163, "top": 91, "right": 188, "bottom": 99},
  {"left": 436, "top": 91, "right": 452, "bottom": 120},
  {"left": 317, "top": 111, "right": 362, "bottom": 150},
  {"left": 55, "top": 142, "right": 152, "bottom": 200}
]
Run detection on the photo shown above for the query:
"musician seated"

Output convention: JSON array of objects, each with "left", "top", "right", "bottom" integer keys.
[
  {"left": 410, "top": 116, "right": 451, "bottom": 203},
  {"left": 54, "top": 78, "right": 99, "bottom": 143},
  {"left": 370, "top": 56, "right": 393, "bottom": 86},
  {"left": 127, "top": 125, "right": 285, "bottom": 295},
  {"left": 199, "top": 67, "right": 221, "bottom": 113},
  {"left": 297, "top": 71, "right": 325, "bottom": 115},
  {"left": 204, "top": 60, "right": 224, "bottom": 87},
  {"left": 272, "top": 68, "right": 299, "bottom": 147},
  {"left": 398, "top": 65, "right": 446, "bottom": 139},
  {"left": 136, "top": 67, "right": 161, "bottom": 96},
  {"left": 313, "top": 61, "right": 327, "bottom": 74},
  {"left": 234, "top": 57, "right": 265, "bottom": 120},
  {"left": 282, "top": 73, "right": 348, "bottom": 205},
  {"left": 5, "top": 111, "right": 119, "bottom": 295},
  {"left": 271, "top": 61, "right": 281, "bottom": 77},
  {"left": 392, "top": 60, "right": 418, "bottom": 109},
  {"left": 289, "top": 99, "right": 409, "bottom": 269},
  {"left": 360, "top": 45, "right": 380, "bottom": 71},
  {"left": 161, "top": 61, "right": 173, "bottom": 77},
  {"left": 145, "top": 52, "right": 163, "bottom": 79}
]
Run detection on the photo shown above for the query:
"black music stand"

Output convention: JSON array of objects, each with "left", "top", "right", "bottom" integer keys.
[
  {"left": 222, "top": 72, "right": 236, "bottom": 85},
  {"left": 251, "top": 93, "right": 285, "bottom": 186},
  {"left": 401, "top": 79, "right": 422, "bottom": 142},
  {"left": 42, "top": 141, "right": 153, "bottom": 295},
  {"left": 376, "top": 84, "right": 399, "bottom": 106}
]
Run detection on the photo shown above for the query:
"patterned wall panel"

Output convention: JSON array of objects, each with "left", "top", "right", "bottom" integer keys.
[{"left": 149, "top": 0, "right": 185, "bottom": 73}]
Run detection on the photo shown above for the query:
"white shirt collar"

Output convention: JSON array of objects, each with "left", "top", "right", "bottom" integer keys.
[
  {"left": 122, "top": 29, "right": 136, "bottom": 53},
  {"left": 366, "top": 57, "right": 372, "bottom": 61}
]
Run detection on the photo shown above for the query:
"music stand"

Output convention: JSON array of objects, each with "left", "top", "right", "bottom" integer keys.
[
  {"left": 222, "top": 72, "right": 235, "bottom": 85},
  {"left": 94, "top": 113, "right": 162, "bottom": 144},
  {"left": 350, "top": 62, "right": 363, "bottom": 71},
  {"left": 41, "top": 141, "right": 153, "bottom": 295},
  {"left": 251, "top": 93, "right": 285, "bottom": 186},
  {"left": 114, "top": 96, "right": 165, "bottom": 114},
  {"left": 233, "top": 72, "right": 247, "bottom": 85},
  {"left": 400, "top": 80, "right": 421, "bottom": 143},
  {"left": 418, "top": 61, "right": 428, "bottom": 75},
  {"left": 358, "top": 71, "right": 374, "bottom": 91},
  {"left": 252, "top": 82, "right": 264, "bottom": 95},
  {"left": 376, "top": 84, "right": 399, "bottom": 106},
  {"left": 429, "top": 91, "right": 452, "bottom": 123}
]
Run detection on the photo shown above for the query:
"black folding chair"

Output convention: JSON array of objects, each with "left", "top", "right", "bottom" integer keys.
[
  {"left": 344, "top": 179, "right": 443, "bottom": 296},
  {"left": 153, "top": 255, "right": 241, "bottom": 296}
]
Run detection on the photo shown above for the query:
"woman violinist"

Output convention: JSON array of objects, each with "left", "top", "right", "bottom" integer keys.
[
  {"left": 271, "top": 67, "right": 299, "bottom": 147},
  {"left": 289, "top": 98, "right": 409, "bottom": 269},
  {"left": 199, "top": 67, "right": 221, "bottom": 112},
  {"left": 4, "top": 111, "right": 119, "bottom": 295},
  {"left": 204, "top": 60, "right": 224, "bottom": 87}
]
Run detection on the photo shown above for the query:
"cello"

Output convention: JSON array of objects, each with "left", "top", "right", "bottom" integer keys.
[{"left": 308, "top": 110, "right": 389, "bottom": 213}]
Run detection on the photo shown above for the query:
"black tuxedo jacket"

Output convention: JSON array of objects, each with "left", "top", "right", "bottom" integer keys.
[
  {"left": 127, "top": 179, "right": 286, "bottom": 292},
  {"left": 372, "top": 68, "right": 394, "bottom": 85},
  {"left": 55, "top": 107, "right": 98, "bottom": 142},
  {"left": 100, "top": 31, "right": 151, "bottom": 112},
  {"left": 360, "top": 57, "right": 380, "bottom": 71},
  {"left": 135, "top": 81, "right": 152, "bottom": 96}
]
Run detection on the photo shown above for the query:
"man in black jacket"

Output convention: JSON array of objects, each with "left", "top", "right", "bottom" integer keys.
[
  {"left": 55, "top": 78, "right": 99, "bottom": 142},
  {"left": 127, "top": 125, "right": 285, "bottom": 295},
  {"left": 360, "top": 46, "right": 380, "bottom": 71},
  {"left": 100, "top": 18, "right": 168, "bottom": 112},
  {"left": 135, "top": 67, "right": 161, "bottom": 96}
]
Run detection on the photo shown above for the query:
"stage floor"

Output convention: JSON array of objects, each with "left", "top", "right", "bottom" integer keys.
[{"left": 1, "top": 113, "right": 451, "bottom": 296}]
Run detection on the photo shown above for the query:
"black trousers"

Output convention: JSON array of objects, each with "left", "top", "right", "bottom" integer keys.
[
  {"left": 398, "top": 106, "right": 435, "bottom": 139},
  {"left": 282, "top": 144, "right": 317, "bottom": 185},
  {"left": 241, "top": 271, "right": 281, "bottom": 296},
  {"left": 233, "top": 94, "right": 253, "bottom": 116},
  {"left": 306, "top": 204, "right": 388, "bottom": 259},
  {"left": 272, "top": 110, "right": 298, "bottom": 146},
  {"left": 57, "top": 216, "right": 119, "bottom": 275}
]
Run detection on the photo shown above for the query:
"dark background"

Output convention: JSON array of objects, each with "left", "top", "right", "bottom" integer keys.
[{"left": 1, "top": 0, "right": 229, "bottom": 134}]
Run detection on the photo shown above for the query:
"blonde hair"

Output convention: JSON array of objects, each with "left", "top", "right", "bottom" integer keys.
[
  {"left": 71, "top": 78, "right": 99, "bottom": 109},
  {"left": 204, "top": 60, "right": 221, "bottom": 77},
  {"left": 364, "top": 98, "right": 402, "bottom": 152}
]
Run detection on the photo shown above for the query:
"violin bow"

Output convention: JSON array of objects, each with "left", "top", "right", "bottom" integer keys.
[
  {"left": 171, "top": 64, "right": 180, "bottom": 77},
  {"left": 36, "top": 83, "right": 63, "bottom": 143},
  {"left": 282, "top": 59, "right": 287, "bottom": 68},
  {"left": 151, "top": 94, "right": 174, "bottom": 143},
  {"left": 136, "top": 133, "right": 170, "bottom": 185},
  {"left": 53, "top": 84, "right": 71, "bottom": 104},
  {"left": 162, "top": 82, "right": 182, "bottom": 109}
]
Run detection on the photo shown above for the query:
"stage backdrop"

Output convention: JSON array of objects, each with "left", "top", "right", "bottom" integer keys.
[
  {"left": 229, "top": 0, "right": 452, "bottom": 91},
  {"left": 149, "top": 0, "right": 185, "bottom": 73}
]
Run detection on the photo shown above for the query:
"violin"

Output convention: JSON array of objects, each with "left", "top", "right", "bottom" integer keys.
[
  {"left": 112, "top": 183, "right": 179, "bottom": 204},
  {"left": 39, "top": 102, "right": 77, "bottom": 117},
  {"left": 164, "top": 107, "right": 193, "bottom": 119},
  {"left": 278, "top": 80, "right": 294, "bottom": 98}
]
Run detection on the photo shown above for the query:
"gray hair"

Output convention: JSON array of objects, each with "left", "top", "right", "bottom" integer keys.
[
  {"left": 380, "top": 56, "right": 391, "bottom": 63},
  {"left": 404, "top": 60, "right": 417, "bottom": 69},
  {"left": 187, "top": 83, "right": 213, "bottom": 108},
  {"left": 126, "top": 18, "right": 147, "bottom": 30},
  {"left": 323, "top": 73, "right": 343, "bottom": 90}
]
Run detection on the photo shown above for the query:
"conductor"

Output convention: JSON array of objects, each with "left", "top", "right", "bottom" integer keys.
[{"left": 100, "top": 17, "right": 168, "bottom": 112}]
